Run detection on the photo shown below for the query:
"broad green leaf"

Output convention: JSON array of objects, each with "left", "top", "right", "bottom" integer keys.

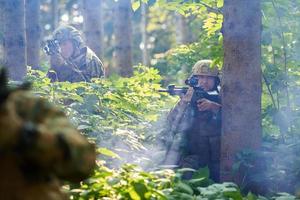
[
  {"left": 175, "top": 182, "right": 194, "bottom": 195},
  {"left": 97, "top": 148, "right": 121, "bottom": 159},
  {"left": 129, "top": 187, "right": 141, "bottom": 200}
]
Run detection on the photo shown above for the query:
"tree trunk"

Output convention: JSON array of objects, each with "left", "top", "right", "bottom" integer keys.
[
  {"left": 141, "top": 3, "right": 149, "bottom": 66},
  {"left": 220, "top": 0, "right": 262, "bottom": 182},
  {"left": 25, "top": 0, "right": 41, "bottom": 69},
  {"left": 82, "top": 0, "right": 103, "bottom": 59},
  {"left": 0, "top": 0, "right": 4, "bottom": 65},
  {"left": 174, "top": 13, "right": 190, "bottom": 74},
  {"left": 51, "top": 0, "right": 59, "bottom": 31},
  {"left": 113, "top": 0, "right": 133, "bottom": 77},
  {"left": 3, "top": 0, "right": 27, "bottom": 80},
  {"left": 175, "top": 13, "right": 190, "bottom": 45}
]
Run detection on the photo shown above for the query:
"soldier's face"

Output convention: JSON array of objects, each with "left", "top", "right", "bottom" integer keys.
[
  {"left": 59, "top": 40, "right": 74, "bottom": 59},
  {"left": 197, "top": 75, "right": 215, "bottom": 91}
]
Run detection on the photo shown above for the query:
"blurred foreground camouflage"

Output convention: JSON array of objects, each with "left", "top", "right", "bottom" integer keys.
[{"left": 0, "top": 68, "right": 95, "bottom": 200}]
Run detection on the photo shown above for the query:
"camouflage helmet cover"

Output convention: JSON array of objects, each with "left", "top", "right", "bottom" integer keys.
[
  {"left": 52, "top": 25, "right": 84, "bottom": 47},
  {"left": 191, "top": 60, "right": 219, "bottom": 77}
]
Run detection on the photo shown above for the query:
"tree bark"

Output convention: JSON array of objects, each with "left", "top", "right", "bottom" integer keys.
[
  {"left": 113, "top": 0, "right": 133, "bottom": 77},
  {"left": 51, "top": 0, "right": 59, "bottom": 31},
  {"left": 220, "top": 0, "right": 262, "bottom": 182},
  {"left": 175, "top": 13, "right": 190, "bottom": 45},
  {"left": 141, "top": 3, "right": 149, "bottom": 66},
  {"left": 3, "top": 0, "right": 27, "bottom": 80},
  {"left": 174, "top": 13, "right": 190, "bottom": 74},
  {"left": 26, "top": 0, "right": 41, "bottom": 69},
  {"left": 0, "top": 0, "right": 4, "bottom": 65},
  {"left": 82, "top": 0, "right": 103, "bottom": 59}
]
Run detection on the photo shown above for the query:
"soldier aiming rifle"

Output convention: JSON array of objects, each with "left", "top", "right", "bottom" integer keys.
[
  {"left": 44, "top": 25, "right": 104, "bottom": 82},
  {"left": 161, "top": 60, "right": 222, "bottom": 182}
]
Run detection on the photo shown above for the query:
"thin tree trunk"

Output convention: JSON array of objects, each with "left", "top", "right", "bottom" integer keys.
[
  {"left": 26, "top": 0, "right": 41, "bottom": 69},
  {"left": 220, "top": 0, "right": 262, "bottom": 183},
  {"left": 175, "top": 13, "right": 190, "bottom": 74},
  {"left": 3, "top": 0, "right": 27, "bottom": 80},
  {"left": 141, "top": 3, "right": 149, "bottom": 66},
  {"left": 51, "top": 0, "right": 59, "bottom": 31},
  {"left": 0, "top": 0, "right": 4, "bottom": 66},
  {"left": 271, "top": 0, "right": 292, "bottom": 135},
  {"left": 82, "top": 0, "right": 103, "bottom": 59},
  {"left": 113, "top": 0, "right": 133, "bottom": 77},
  {"left": 175, "top": 13, "right": 190, "bottom": 45}
]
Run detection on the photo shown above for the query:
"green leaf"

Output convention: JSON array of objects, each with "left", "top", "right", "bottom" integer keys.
[
  {"left": 177, "top": 168, "right": 196, "bottom": 174},
  {"left": 175, "top": 182, "right": 194, "bottom": 195},
  {"left": 132, "top": 182, "right": 148, "bottom": 198},
  {"left": 129, "top": 187, "right": 141, "bottom": 200},
  {"left": 177, "top": 9, "right": 186, "bottom": 16},
  {"left": 156, "top": 0, "right": 165, "bottom": 6},
  {"left": 192, "top": 167, "right": 210, "bottom": 179},
  {"left": 174, "top": 192, "right": 195, "bottom": 200},
  {"left": 187, "top": 178, "right": 206, "bottom": 187},
  {"left": 217, "top": 0, "right": 223, "bottom": 8},
  {"left": 97, "top": 148, "right": 121, "bottom": 159},
  {"left": 223, "top": 187, "right": 242, "bottom": 200},
  {"left": 132, "top": 1, "right": 141, "bottom": 11}
]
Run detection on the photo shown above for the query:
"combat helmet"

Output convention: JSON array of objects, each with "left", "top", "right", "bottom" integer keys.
[
  {"left": 191, "top": 60, "right": 219, "bottom": 77},
  {"left": 52, "top": 25, "right": 84, "bottom": 48}
]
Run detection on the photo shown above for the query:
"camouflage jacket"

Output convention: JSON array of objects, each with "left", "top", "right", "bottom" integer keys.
[
  {"left": 167, "top": 88, "right": 221, "bottom": 137},
  {"left": 48, "top": 46, "right": 104, "bottom": 82},
  {"left": 163, "top": 88, "right": 221, "bottom": 165},
  {"left": 0, "top": 87, "right": 96, "bottom": 200}
]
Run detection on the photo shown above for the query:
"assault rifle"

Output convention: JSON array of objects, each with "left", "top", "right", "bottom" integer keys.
[
  {"left": 158, "top": 84, "right": 189, "bottom": 97},
  {"left": 159, "top": 76, "right": 220, "bottom": 116}
]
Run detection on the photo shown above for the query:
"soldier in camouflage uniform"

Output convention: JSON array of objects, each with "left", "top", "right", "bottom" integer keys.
[
  {"left": 164, "top": 60, "right": 221, "bottom": 182},
  {"left": 46, "top": 25, "right": 104, "bottom": 82},
  {"left": 0, "top": 69, "right": 96, "bottom": 200}
]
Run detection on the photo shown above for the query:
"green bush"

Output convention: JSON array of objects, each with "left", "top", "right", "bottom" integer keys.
[
  {"left": 26, "top": 65, "right": 177, "bottom": 167},
  {"left": 25, "top": 66, "right": 299, "bottom": 200},
  {"left": 68, "top": 163, "right": 298, "bottom": 200}
]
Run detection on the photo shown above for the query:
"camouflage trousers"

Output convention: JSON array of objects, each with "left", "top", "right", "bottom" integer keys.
[{"left": 179, "top": 136, "right": 221, "bottom": 182}]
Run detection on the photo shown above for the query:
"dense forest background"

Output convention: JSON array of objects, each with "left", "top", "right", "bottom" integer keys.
[{"left": 1, "top": 0, "right": 300, "bottom": 199}]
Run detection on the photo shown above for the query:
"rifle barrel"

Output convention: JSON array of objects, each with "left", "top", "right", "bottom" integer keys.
[{"left": 158, "top": 87, "right": 188, "bottom": 96}]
